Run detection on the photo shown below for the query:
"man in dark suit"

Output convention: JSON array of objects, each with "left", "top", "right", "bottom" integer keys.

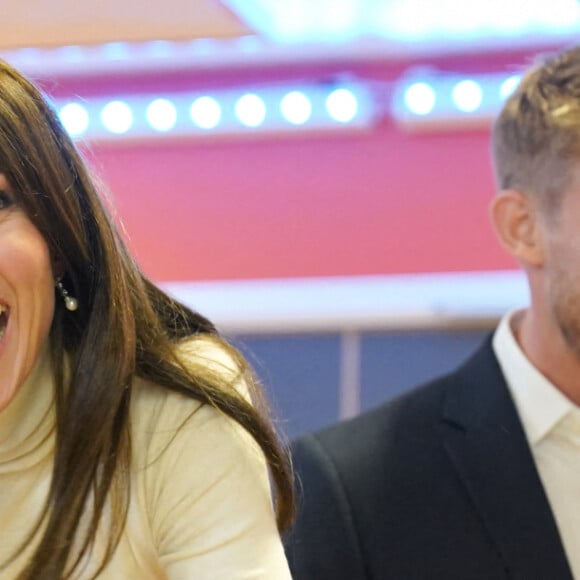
[{"left": 284, "top": 46, "right": 580, "bottom": 580}]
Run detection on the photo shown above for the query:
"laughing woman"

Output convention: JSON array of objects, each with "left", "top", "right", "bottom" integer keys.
[{"left": 0, "top": 62, "right": 293, "bottom": 578}]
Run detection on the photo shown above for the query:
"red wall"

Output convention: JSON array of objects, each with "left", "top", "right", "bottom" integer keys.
[{"left": 48, "top": 49, "right": 548, "bottom": 282}]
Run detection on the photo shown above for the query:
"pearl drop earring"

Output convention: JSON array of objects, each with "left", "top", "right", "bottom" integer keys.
[{"left": 56, "top": 280, "right": 79, "bottom": 312}]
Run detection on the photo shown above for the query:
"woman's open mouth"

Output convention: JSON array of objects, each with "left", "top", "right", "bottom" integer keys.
[{"left": 0, "top": 304, "right": 8, "bottom": 342}]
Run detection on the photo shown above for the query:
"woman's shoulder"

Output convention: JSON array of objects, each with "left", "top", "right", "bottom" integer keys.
[
  {"left": 130, "top": 335, "right": 253, "bottom": 461},
  {"left": 126, "top": 338, "right": 287, "bottom": 577},
  {"left": 174, "top": 334, "right": 244, "bottom": 390},
  {"left": 136, "top": 333, "right": 241, "bottom": 394}
]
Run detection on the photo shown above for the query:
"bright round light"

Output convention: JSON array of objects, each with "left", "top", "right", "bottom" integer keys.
[
  {"left": 403, "top": 83, "right": 436, "bottom": 116},
  {"left": 324, "top": 0, "right": 358, "bottom": 35},
  {"left": 438, "top": 0, "right": 482, "bottom": 34},
  {"left": 190, "top": 96, "right": 222, "bottom": 129},
  {"left": 102, "top": 42, "right": 130, "bottom": 60},
  {"left": 56, "top": 45, "right": 84, "bottom": 63},
  {"left": 499, "top": 75, "right": 521, "bottom": 100},
  {"left": 235, "top": 94, "right": 266, "bottom": 128},
  {"left": 145, "top": 98, "right": 177, "bottom": 132},
  {"left": 59, "top": 102, "right": 89, "bottom": 136},
  {"left": 272, "top": 3, "right": 308, "bottom": 39},
  {"left": 100, "top": 101, "right": 133, "bottom": 134},
  {"left": 391, "top": 0, "right": 433, "bottom": 38},
  {"left": 280, "top": 91, "right": 312, "bottom": 125},
  {"left": 325, "top": 88, "right": 358, "bottom": 123},
  {"left": 145, "top": 40, "right": 173, "bottom": 58},
  {"left": 534, "top": 0, "right": 579, "bottom": 29},
  {"left": 452, "top": 80, "right": 483, "bottom": 113},
  {"left": 494, "top": 7, "right": 529, "bottom": 33}
]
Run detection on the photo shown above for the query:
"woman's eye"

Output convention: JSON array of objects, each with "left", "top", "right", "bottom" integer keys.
[{"left": 0, "top": 190, "right": 14, "bottom": 210}]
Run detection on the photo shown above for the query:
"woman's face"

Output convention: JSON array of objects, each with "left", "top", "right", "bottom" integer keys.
[{"left": 0, "top": 174, "right": 55, "bottom": 411}]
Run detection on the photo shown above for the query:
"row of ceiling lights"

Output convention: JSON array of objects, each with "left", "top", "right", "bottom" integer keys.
[
  {"left": 53, "top": 72, "right": 525, "bottom": 140},
  {"left": 403, "top": 75, "right": 521, "bottom": 116},
  {"left": 56, "top": 86, "right": 366, "bottom": 138},
  {"left": 391, "top": 71, "right": 524, "bottom": 130},
  {"left": 225, "top": 0, "right": 580, "bottom": 42}
]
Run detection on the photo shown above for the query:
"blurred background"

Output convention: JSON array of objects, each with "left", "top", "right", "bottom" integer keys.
[{"left": 5, "top": 0, "right": 578, "bottom": 436}]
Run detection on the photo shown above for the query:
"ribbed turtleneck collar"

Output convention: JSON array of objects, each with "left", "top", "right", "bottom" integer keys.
[{"left": 0, "top": 340, "right": 55, "bottom": 469}]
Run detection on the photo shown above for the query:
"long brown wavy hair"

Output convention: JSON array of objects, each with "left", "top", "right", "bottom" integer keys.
[{"left": 0, "top": 61, "right": 294, "bottom": 578}]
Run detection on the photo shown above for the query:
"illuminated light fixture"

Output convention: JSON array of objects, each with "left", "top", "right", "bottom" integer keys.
[
  {"left": 101, "top": 100, "right": 133, "bottom": 134},
  {"left": 541, "top": 0, "right": 579, "bottom": 27},
  {"left": 280, "top": 91, "right": 312, "bottom": 125},
  {"left": 190, "top": 96, "right": 222, "bottom": 129},
  {"left": 54, "top": 45, "right": 84, "bottom": 63},
  {"left": 393, "top": 71, "right": 524, "bottom": 131},
  {"left": 492, "top": 2, "right": 528, "bottom": 34},
  {"left": 499, "top": 75, "right": 521, "bottom": 100},
  {"left": 144, "top": 40, "right": 175, "bottom": 59},
  {"left": 326, "top": 88, "right": 358, "bottom": 123},
  {"left": 58, "top": 102, "right": 89, "bottom": 136},
  {"left": 225, "top": 0, "right": 580, "bottom": 44},
  {"left": 384, "top": 0, "right": 442, "bottom": 39},
  {"left": 451, "top": 80, "right": 483, "bottom": 113},
  {"left": 235, "top": 93, "right": 267, "bottom": 128},
  {"left": 403, "top": 82, "right": 436, "bottom": 116},
  {"left": 2, "top": 0, "right": 580, "bottom": 81},
  {"left": 146, "top": 98, "right": 177, "bottom": 132},
  {"left": 102, "top": 42, "right": 131, "bottom": 61},
  {"left": 51, "top": 81, "right": 375, "bottom": 142}
]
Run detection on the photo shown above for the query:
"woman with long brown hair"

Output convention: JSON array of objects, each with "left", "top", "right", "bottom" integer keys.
[{"left": 0, "top": 61, "right": 294, "bottom": 578}]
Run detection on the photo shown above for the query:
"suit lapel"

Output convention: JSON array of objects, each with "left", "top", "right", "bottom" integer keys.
[{"left": 441, "top": 338, "right": 573, "bottom": 580}]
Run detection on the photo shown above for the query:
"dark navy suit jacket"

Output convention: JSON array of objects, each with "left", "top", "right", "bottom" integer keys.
[{"left": 284, "top": 338, "right": 573, "bottom": 580}]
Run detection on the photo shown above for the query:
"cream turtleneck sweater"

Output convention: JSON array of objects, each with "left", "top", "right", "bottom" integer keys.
[{"left": 0, "top": 340, "right": 291, "bottom": 579}]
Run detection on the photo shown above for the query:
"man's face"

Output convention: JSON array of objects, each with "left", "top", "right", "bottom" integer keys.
[{"left": 542, "top": 176, "right": 580, "bottom": 358}]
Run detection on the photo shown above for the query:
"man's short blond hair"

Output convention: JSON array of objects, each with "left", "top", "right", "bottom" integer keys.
[{"left": 492, "top": 46, "right": 580, "bottom": 215}]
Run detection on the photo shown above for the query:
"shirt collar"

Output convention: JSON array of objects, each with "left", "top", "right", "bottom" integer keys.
[{"left": 493, "top": 310, "right": 575, "bottom": 445}]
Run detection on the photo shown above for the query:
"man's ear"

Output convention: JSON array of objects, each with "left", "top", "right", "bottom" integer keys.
[{"left": 489, "top": 189, "right": 544, "bottom": 267}]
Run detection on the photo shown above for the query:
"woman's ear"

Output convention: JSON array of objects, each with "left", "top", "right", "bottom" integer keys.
[{"left": 489, "top": 189, "right": 544, "bottom": 267}]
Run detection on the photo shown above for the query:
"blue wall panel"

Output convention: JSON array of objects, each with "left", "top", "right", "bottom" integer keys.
[
  {"left": 234, "top": 334, "right": 342, "bottom": 438},
  {"left": 360, "top": 330, "right": 490, "bottom": 412}
]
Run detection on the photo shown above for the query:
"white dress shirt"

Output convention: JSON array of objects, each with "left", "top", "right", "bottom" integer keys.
[{"left": 493, "top": 311, "right": 580, "bottom": 579}]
